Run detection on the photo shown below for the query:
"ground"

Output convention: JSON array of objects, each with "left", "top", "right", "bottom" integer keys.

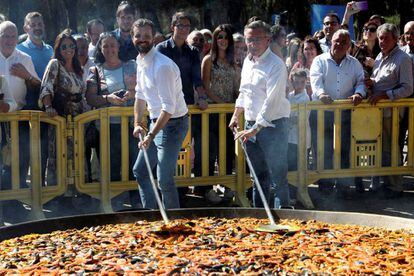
[{"left": 1, "top": 176, "right": 413, "bottom": 226}]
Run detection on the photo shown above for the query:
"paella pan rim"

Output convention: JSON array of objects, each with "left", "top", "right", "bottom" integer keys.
[{"left": 1, "top": 207, "right": 413, "bottom": 241}]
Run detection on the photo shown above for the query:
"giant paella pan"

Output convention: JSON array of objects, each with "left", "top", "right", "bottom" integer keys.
[{"left": 0, "top": 208, "right": 413, "bottom": 274}]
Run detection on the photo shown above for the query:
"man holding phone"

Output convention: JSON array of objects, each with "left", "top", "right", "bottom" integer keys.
[{"left": 342, "top": 1, "right": 369, "bottom": 30}]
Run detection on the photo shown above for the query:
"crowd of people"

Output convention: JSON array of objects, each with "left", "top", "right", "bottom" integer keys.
[{"left": 0, "top": 0, "right": 413, "bottom": 211}]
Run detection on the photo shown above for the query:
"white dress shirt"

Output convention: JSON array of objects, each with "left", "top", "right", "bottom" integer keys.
[
  {"left": 0, "top": 49, "right": 39, "bottom": 110},
  {"left": 310, "top": 52, "right": 365, "bottom": 101},
  {"left": 82, "top": 57, "right": 95, "bottom": 83},
  {"left": 88, "top": 43, "right": 96, "bottom": 59},
  {"left": 287, "top": 90, "right": 311, "bottom": 148},
  {"left": 235, "top": 47, "right": 290, "bottom": 127},
  {"left": 0, "top": 75, "right": 17, "bottom": 112},
  {"left": 135, "top": 47, "right": 188, "bottom": 119}
]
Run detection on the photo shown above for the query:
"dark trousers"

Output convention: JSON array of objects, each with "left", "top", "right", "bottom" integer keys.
[
  {"left": 208, "top": 113, "right": 235, "bottom": 176},
  {"left": 109, "top": 124, "right": 139, "bottom": 182},
  {"left": 1, "top": 122, "right": 30, "bottom": 189},
  {"left": 310, "top": 110, "right": 353, "bottom": 187},
  {"left": 192, "top": 114, "right": 202, "bottom": 176}
]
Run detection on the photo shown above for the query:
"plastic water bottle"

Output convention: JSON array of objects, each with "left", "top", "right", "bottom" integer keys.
[{"left": 274, "top": 197, "right": 281, "bottom": 209}]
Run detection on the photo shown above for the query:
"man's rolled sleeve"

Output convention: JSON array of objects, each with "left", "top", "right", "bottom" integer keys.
[
  {"left": 135, "top": 74, "right": 146, "bottom": 101},
  {"left": 235, "top": 91, "right": 244, "bottom": 108},
  {"left": 156, "top": 64, "right": 177, "bottom": 114}
]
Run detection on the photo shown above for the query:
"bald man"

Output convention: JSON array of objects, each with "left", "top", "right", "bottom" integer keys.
[{"left": 0, "top": 21, "right": 40, "bottom": 189}]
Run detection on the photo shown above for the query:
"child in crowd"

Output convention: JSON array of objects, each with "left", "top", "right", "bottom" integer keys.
[{"left": 287, "top": 68, "right": 311, "bottom": 172}]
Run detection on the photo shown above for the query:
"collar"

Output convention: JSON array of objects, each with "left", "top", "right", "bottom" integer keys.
[
  {"left": 0, "top": 49, "right": 17, "bottom": 60},
  {"left": 402, "top": 44, "right": 414, "bottom": 54},
  {"left": 381, "top": 45, "right": 399, "bottom": 59},
  {"left": 138, "top": 47, "right": 156, "bottom": 66},
  {"left": 168, "top": 37, "right": 190, "bottom": 50},
  {"left": 25, "top": 37, "right": 46, "bottom": 49},
  {"left": 248, "top": 47, "right": 271, "bottom": 63},
  {"left": 113, "top": 28, "right": 121, "bottom": 39},
  {"left": 328, "top": 51, "right": 351, "bottom": 64}
]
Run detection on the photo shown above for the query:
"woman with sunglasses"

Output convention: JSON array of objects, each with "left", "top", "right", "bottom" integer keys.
[
  {"left": 40, "top": 29, "right": 86, "bottom": 117},
  {"left": 86, "top": 32, "right": 137, "bottom": 184},
  {"left": 352, "top": 21, "right": 381, "bottom": 76},
  {"left": 200, "top": 24, "right": 238, "bottom": 201},
  {"left": 40, "top": 29, "right": 87, "bottom": 184}
]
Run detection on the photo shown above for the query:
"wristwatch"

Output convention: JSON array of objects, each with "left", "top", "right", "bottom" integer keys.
[
  {"left": 198, "top": 95, "right": 208, "bottom": 100},
  {"left": 147, "top": 131, "right": 155, "bottom": 139}
]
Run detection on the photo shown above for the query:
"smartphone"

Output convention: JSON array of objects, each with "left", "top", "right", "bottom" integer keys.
[
  {"left": 0, "top": 94, "right": 4, "bottom": 101},
  {"left": 114, "top": 90, "right": 126, "bottom": 98},
  {"left": 353, "top": 1, "right": 368, "bottom": 11}
]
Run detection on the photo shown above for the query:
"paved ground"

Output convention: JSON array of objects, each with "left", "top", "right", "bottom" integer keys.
[{"left": 1, "top": 177, "right": 414, "bottom": 227}]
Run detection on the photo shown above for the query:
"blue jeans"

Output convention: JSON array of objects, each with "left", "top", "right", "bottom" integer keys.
[
  {"left": 133, "top": 115, "right": 189, "bottom": 209},
  {"left": 245, "top": 118, "right": 290, "bottom": 207}
]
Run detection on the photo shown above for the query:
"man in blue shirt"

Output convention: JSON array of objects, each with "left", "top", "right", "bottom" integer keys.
[
  {"left": 16, "top": 12, "right": 53, "bottom": 186},
  {"left": 17, "top": 12, "right": 53, "bottom": 80},
  {"left": 111, "top": 1, "right": 138, "bottom": 61}
]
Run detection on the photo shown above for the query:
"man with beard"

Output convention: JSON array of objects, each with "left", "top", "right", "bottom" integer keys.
[
  {"left": 16, "top": 12, "right": 53, "bottom": 186},
  {"left": 17, "top": 12, "right": 52, "bottom": 81},
  {"left": 131, "top": 18, "right": 189, "bottom": 209},
  {"left": 111, "top": 1, "right": 138, "bottom": 61},
  {"left": 319, "top": 13, "right": 341, "bottom": 53}
]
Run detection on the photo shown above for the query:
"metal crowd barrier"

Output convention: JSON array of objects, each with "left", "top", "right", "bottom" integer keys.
[
  {"left": 2, "top": 100, "right": 414, "bottom": 218},
  {"left": 0, "top": 111, "right": 67, "bottom": 219},
  {"left": 290, "top": 99, "right": 414, "bottom": 208}
]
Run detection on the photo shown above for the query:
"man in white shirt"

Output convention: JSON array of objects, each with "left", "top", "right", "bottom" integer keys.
[
  {"left": 131, "top": 18, "right": 189, "bottom": 209},
  {"left": 310, "top": 29, "right": 365, "bottom": 196},
  {"left": 230, "top": 20, "right": 291, "bottom": 208},
  {"left": 0, "top": 21, "right": 40, "bottom": 189}
]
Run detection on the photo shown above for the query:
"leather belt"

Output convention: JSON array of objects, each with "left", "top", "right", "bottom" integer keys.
[{"left": 150, "top": 114, "right": 188, "bottom": 123}]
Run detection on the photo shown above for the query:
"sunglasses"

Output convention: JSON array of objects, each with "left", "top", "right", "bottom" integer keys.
[
  {"left": 217, "top": 34, "right": 227, "bottom": 40},
  {"left": 60, "top": 43, "right": 76, "bottom": 51},
  {"left": 363, "top": 27, "right": 377, "bottom": 33}
]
